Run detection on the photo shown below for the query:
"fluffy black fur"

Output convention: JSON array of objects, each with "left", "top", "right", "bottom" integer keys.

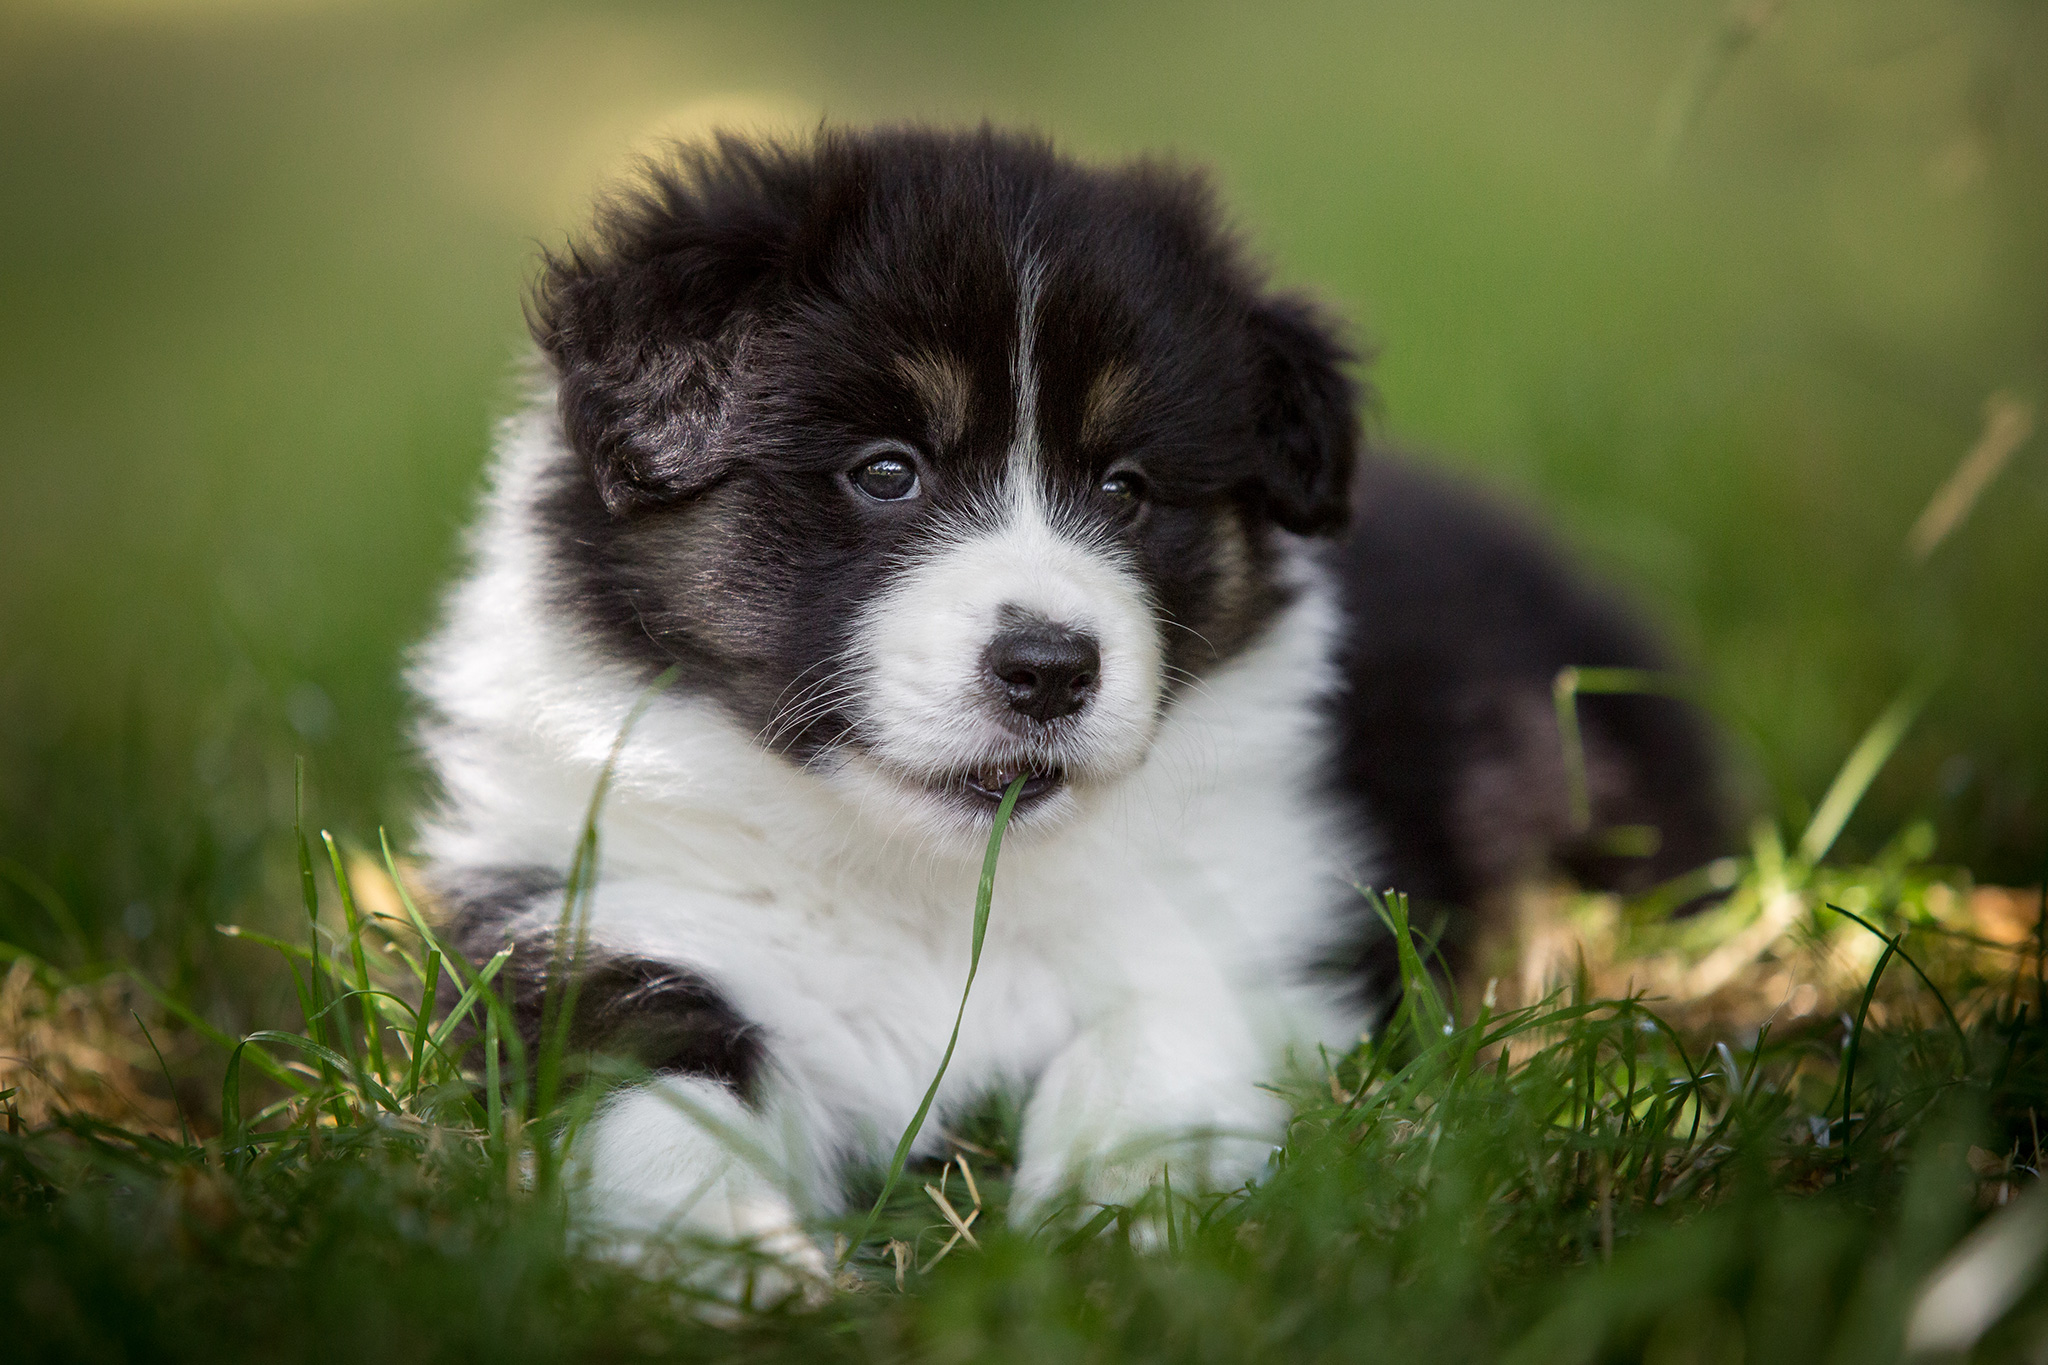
[
  {"left": 528, "top": 127, "right": 1348, "bottom": 760},
  {"left": 1329, "top": 460, "right": 1727, "bottom": 997},
  {"left": 440, "top": 870, "right": 765, "bottom": 1097}
]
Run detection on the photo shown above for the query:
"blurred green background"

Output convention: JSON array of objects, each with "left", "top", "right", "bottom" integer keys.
[{"left": 3, "top": 0, "right": 2044, "bottom": 983}]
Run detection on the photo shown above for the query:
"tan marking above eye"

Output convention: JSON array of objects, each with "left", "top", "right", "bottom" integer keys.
[
  {"left": 892, "top": 351, "right": 971, "bottom": 448},
  {"left": 1080, "top": 362, "right": 1140, "bottom": 448}
]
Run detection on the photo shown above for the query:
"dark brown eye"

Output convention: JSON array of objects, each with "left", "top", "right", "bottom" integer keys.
[
  {"left": 851, "top": 453, "right": 920, "bottom": 501},
  {"left": 1099, "top": 471, "right": 1145, "bottom": 505}
]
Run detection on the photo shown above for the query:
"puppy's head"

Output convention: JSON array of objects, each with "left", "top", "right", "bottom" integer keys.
[{"left": 533, "top": 127, "right": 1358, "bottom": 840}]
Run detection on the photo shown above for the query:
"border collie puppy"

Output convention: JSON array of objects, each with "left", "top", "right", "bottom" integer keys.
[{"left": 412, "top": 126, "right": 1722, "bottom": 1280}]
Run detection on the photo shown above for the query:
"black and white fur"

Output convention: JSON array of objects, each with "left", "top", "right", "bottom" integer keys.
[{"left": 412, "top": 127, "right": 1723, "bottom": 1282}]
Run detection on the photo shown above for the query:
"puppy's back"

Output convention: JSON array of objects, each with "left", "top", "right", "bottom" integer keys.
[{"left": 1327, "top": 458, "right": 1729, "bottom": 981}]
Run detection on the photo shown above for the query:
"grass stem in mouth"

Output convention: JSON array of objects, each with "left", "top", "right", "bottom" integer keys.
[
  {"left": 844, "top": 771, "right": 1029, "bottom": 1265},
  {"left": 964, "top": 765, "right": 1061, "bottom": 802}
]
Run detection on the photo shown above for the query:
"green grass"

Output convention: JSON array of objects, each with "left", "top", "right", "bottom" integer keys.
[
  {"left": 7, "top": 692, "right": 2048, "bottom": 1360},
  {"left": 6, "top": 790, "right": 2046, "bottom": 1361}
]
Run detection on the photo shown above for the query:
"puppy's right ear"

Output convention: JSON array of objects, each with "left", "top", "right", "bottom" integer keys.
[{"left": 530, "top": 144, "right": 797, "bottom": 517}]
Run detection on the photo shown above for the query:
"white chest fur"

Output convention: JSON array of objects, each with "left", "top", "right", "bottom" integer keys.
[{"left": 412, "top": 412, "right": 1376, "bottom": 1253}]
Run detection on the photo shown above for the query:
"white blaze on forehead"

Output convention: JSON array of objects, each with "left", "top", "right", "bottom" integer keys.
[{"left": 1008, "top": 252, "right": 1049, "bottom": 505}]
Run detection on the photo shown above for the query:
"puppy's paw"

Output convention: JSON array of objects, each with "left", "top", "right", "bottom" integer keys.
[
  {"left": 574, "top": 1080, "right": 831, "bottom": 1314},
  {"left": 584, "top": 1189, "right": 833, "bottom": 1314},
  {"left": 1011, "top": 1129, "right": 1274, "bottom": 1247}
]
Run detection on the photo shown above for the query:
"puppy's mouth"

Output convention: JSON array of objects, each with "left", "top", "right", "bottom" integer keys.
[{"left": 954, "top": 762, "right": 1066, "bottom": 807}]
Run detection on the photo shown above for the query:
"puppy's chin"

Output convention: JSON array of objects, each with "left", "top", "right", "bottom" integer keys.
[{"left": 816, "top": 748, "right": 1105, "bottom": 853}]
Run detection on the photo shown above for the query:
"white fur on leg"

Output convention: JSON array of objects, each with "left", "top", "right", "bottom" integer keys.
[
  {"left": 1010, "top": 1002, "right": 1285, "bottom": 1233},
  {"left": 574, "top": 1077, "right": 830, "bottom": 1306}
]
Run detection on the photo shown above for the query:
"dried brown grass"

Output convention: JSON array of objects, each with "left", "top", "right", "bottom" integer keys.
[
  {"left": 1476, "top": 875, "right": 2044, "bottom": 1042},
  {"left": 0, "top": 960, "right": 184, "bottom": 1137}
]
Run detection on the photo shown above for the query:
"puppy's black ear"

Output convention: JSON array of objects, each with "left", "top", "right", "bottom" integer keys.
[
  {"left": 1246, "top": 295, "right": 1360, "bottom": 535},
  {"left": 531, "top": 144, "right": 798, "bottom": 517}
]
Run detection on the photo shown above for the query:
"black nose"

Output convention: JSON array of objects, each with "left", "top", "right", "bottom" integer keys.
[{"left": 984, "top": 617, "right": 1101, "bottom": 723}]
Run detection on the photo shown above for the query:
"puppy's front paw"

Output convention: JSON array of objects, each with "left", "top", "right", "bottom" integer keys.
[
  {"left": 583, "top": 1177, "right": 833, "bottom": 1313},
  {"left": 1011, "top": 1126, "right": 1275, "bottom": 1244},
  {"left": 592, "top": 1194, "right": 831, "bottom": 1312},
  {"left": 575, "top": 1080, "right": 831, "bottom": 1313}
]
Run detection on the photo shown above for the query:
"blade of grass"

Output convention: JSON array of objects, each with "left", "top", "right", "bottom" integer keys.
[
  {"left": 1553, "top": 667, "right": 1698, "bottom": 835},
  {"left": 375, "top": 827, "right": 529, "bottom": 1131},
  {"left": 408, "top": 948, "right": 441, "bottom": 1101},
  {"left": 843, "top": 772, "right": 1028, "bottom": 1266},
  {"left": 1837, "top": 933, "right": 1901, "bottom": 1173},
  {"left": 537, "top": 665, "right": 680, "bottom": 1128},
  {"left": 1799, "top": 663, "right": 1943, "bottom": 864},
  {"left": 323, "top": 831, "right": 387, "bottom": 1081},
  {"left": 217, "top": 923, "right": 322, "bottom": 1054},
  {"left": 293, "top": 761, "right": 348, "bottom": 1119},
  {"left": 484, "top": 1006, "right": 504, "bottom": 1159},
  {"left": 1161, "top": 1162, "right": 1178, "bottom": 1256},
  {"left": 222, "top": 1030, "right": 362, "bottom": 1149},
  {"left": 131, "top": 1011, "right": 192, "bottom": 1147},
  {"left": 482, "top": 985, "right": 529, "bottom": 1154},
  {"left": 1053, "top": 1203, "right": 1123, "bottom": 1255},
  {"left": 1364, "top": 888, "right": 1449, "bottom": 1045},
  {"left": 214, "top": 923, "right": 316, "bottom": 964},
  {"left": 1827, "top": 904, "right": 1971, "bottom": 1059},
  {"left": 427, "top": 946, "right": 513, "bottom": 1053},
  {"left": 537, "top": 820, "right": 599, "bottom": 1120},
  {"left": 374, "top": 827, "right": 514, "bottom": 1064}
]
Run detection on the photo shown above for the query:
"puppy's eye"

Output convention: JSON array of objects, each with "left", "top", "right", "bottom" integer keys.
[
  {"left": 851, "top": 454, "right": 920, "bottom": 502},
  {"left": 1099, "top": 471, "right": 1145, "bottom": 505}
]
